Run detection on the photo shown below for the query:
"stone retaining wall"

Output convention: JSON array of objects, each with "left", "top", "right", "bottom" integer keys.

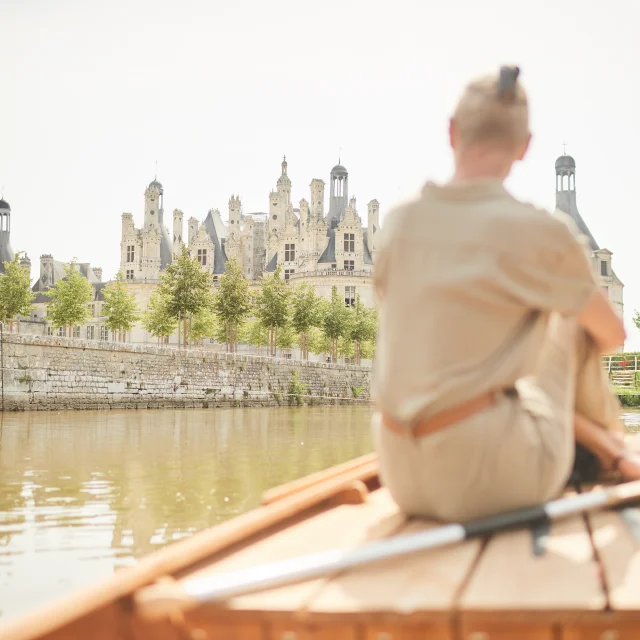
[{"left": 0, "top": 335, "right": 371, "bottom": 411}]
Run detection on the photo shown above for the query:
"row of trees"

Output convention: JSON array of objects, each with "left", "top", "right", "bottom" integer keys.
[
  {"left": 0, "top": 247, "right": 378, "bottom": 363},
  {"left": 0, "top": 254, "right": 139, "bottom": 338},
  {"left": 143, "top": 247, "right": 378, "bottom": 363}
]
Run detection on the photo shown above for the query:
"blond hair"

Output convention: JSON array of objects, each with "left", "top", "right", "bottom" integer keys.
[{"left": 452, "top": 66, "right": 529, "bottom": 149}]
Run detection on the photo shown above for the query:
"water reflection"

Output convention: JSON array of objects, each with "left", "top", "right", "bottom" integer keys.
[{"left": 0, "top": 406, "right": 373, "bottom": 620}]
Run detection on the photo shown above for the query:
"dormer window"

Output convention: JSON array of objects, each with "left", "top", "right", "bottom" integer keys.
[{"left": 600, "top": 260, "right": 608, "bottom": 276}]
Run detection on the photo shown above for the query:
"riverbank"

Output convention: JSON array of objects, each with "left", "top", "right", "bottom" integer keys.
[{"left": 0, "top": 335, "right": 371, "bottom": 411}]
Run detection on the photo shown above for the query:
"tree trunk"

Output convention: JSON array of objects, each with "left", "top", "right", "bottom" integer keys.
[{"left": 183, "top": 318, "right": 188, "bottom": 349}]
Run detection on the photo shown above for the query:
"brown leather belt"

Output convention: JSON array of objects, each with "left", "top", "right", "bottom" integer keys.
[{"left": 382, "top": 390, "right": 502, "bottom": 439}]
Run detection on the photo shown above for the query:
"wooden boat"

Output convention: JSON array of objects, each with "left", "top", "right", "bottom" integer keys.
[{"left": 2, "top": 442, "right": 640, "bottom": 640}]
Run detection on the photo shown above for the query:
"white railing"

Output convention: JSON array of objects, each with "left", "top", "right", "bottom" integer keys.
[{"left": 603, "top": 354, "right": 640, "bottom": 373}]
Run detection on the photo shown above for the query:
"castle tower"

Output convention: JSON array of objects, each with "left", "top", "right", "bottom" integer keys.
[
  {"left": 225, "top": 195, "right": 243, "bottom": 262},
  {"left": 173, "top": 209, "right": 184, "bottom": 254},
  {"left": 367, "top": 199, "right": 380, "bottom": 261},
  {"left": 555, "top": 153, "right": 623, "bottom": 318},
  {"left": 228, "top": 195, "right": 242, "bottom": 233},
  {"left": 277, "top": 156, "right": 291, "bottom": 205},
  {"left": 188, "top": 217, "right": 199, "bottom": 245},
  {"left": 0, "top": 197, "right": 15, "bottom": 274},
  {"left": 310, "top": 179, "right": 325, "bottom": 220},
  {"left": 144, "top": 179, "right": 163, "bottom": 230},
  {"left": 20, "top": 253, "right": 32, "bottom": 281},
  {"left": 328, "top": 162, "right": 348, "bottom": 227},
  {"left": 39, "top": 254, "right": 55, "bottom": 289},
  {"left": 555, "top": 154, "right": 598, "bottom": 250}
]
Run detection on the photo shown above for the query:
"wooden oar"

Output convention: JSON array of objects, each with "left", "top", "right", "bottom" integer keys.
[{"left": 134, "top": 480, "right": 640, "bottom": 620}]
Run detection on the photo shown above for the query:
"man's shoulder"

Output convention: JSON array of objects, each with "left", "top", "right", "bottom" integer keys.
[{"left": 495, "top": 194, "right": 580, "bottom": 246}]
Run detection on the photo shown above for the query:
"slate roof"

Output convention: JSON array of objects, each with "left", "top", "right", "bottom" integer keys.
[
  {"left": 556, "top": 191, "right": 599, "bottom": 252},
  {"left": 363, "top": 230, "right": 373, "bottom": 265},
  {"left": 202, "top": 209, "right": 229, "bottom": 274},
  {"left": 31, "top": 260, "right": 102, "bottom": 294},
  {"left": 265, "top": 252, "right": 278, "bottom": 272},
  {"left": 317, "top": 229, "right": 336, "bottom": 264},
  {"left": 159, "top": 224, "right": 173, "bottom": 269},
  {"left": 0, "top": 232, "right": 15, "bottom": 275}
]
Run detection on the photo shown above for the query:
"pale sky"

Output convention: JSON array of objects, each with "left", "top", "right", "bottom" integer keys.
[{"left": 2, "top": 0, "right": 639, "bottom": 345}]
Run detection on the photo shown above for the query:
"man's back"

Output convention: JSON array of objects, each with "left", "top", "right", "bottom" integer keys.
[{"left": 372, "top": 178, "right": 594, "bottom": 426}]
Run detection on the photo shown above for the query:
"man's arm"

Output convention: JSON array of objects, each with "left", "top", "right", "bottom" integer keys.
[{"left": 577, "top": 289, "right": 626, "bottom": 353}]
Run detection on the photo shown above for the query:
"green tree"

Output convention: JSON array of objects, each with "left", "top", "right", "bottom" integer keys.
[
  {"left": 348, "top": 295, "right": 378, "bottom": 365},
  {"left": 212, "top": 258, "right": 251, "bottom": 352},
  {"left": 322, "top": 285, "right": 352, "bottom": 362},
  {"left": 143, "top": 289, "right": 178, "bottom": 344},
  {"left": 158, "top": 245, "right": 212, "bottom": 347},
  {"left": 241, "top": 317, "right": 269, "bottom": 355},
  {"left": 46, "top": 261, "right": 94, "bottom": 337},
  {"left": 360, "top": 338, "right": 376, "bottom": 361},
  {"left": 254, "top": 265, "right": 291, "bottom": 356},
  {"left": 102, "top": 272, "right": 139, "bottom": 342},
  {"left": 276, "top": 323, "right": 297, "bottom": 356},
  {"left": 291, "top": 283, "right": 323, "bottom": 360},
  {"left": 308, "top": 326, "right": 331, "bottom": 359},
  {"left": 338, "top": 334, "right": 355, "bottom": 360},
  {"left": 188, "top": 299, "right": 218, "bottom": 345},
  {"left": 0, "top": 254, "right": 34, "bottom": 331}
]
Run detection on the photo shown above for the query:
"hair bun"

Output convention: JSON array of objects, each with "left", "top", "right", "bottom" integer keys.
[{"left": 497, "top": 66, "right": 520, "bottom": 102}]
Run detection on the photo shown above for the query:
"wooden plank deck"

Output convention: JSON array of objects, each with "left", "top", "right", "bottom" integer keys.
[{"left": 162, "top": 482, "right": 640, "bottom": 639}]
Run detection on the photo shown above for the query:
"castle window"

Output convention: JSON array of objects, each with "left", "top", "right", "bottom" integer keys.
[
  {"left": 345, "top": 286, "right": 356, "bottom": 308},
  {"left": 344, "top": 260, "right": 354, "bottom": 271},
  {"left": 125, "top": 270, "right": 134, "bottom": 280},
  {"left": 285, "top": 244, "right": 295, "bottom": 261},
  {"left": 100, "top": 326, "right": 109, "bottom": 341},
  {"left": 47, "top": 326, "right": 53, "bottom": 336},
  {"left": 284, "top": 269, "right": 295, "bottom": 281},
  {"left": 126, "top": 245, "right": 135, "bottom": 262},
  {"left": 72, "top": 326, "right": 80, "bottom": 338},
  {"left": 87, "top": 325, "right": 95, "bottom": 340},
  {"left": 58, "top": 326, "right": 65, "bottom": 337},
  {"left": 197, "top": 249, "right": 207, "bottom": 266},
  {"left": 344, "top": 233, "right": 355, "bottom": 253},
  {"left": 600, "top": 260, "right": 607, "bottom": 276},
  {"left": 331, "top": 263, "right": 337, "bottom": 270}
]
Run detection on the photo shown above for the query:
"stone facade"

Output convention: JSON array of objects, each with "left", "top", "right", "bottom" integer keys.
[
  {"left": 119, "top": 158, "right": 379, "bottom": 345},
  {"left": 0, "top": 334, "right": 371, "bottom": 411}
]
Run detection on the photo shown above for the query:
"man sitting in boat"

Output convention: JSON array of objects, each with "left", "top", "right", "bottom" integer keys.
[{"left": 371, "top": 66, "right": 640, "bottom": 522}]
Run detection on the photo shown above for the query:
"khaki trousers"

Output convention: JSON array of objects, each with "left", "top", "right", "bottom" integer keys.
[{"left": 373, "top": 314, "right": 623, "bottom": 521}]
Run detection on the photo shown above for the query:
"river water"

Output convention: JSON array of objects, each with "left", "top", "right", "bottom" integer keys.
[{"left": 0, "top": 406, "right": 638, "bottom": 622}]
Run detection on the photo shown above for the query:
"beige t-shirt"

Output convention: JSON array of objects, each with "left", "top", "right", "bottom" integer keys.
[{"left": 372, "top": 178, "right": 599, "bottom": 425}]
